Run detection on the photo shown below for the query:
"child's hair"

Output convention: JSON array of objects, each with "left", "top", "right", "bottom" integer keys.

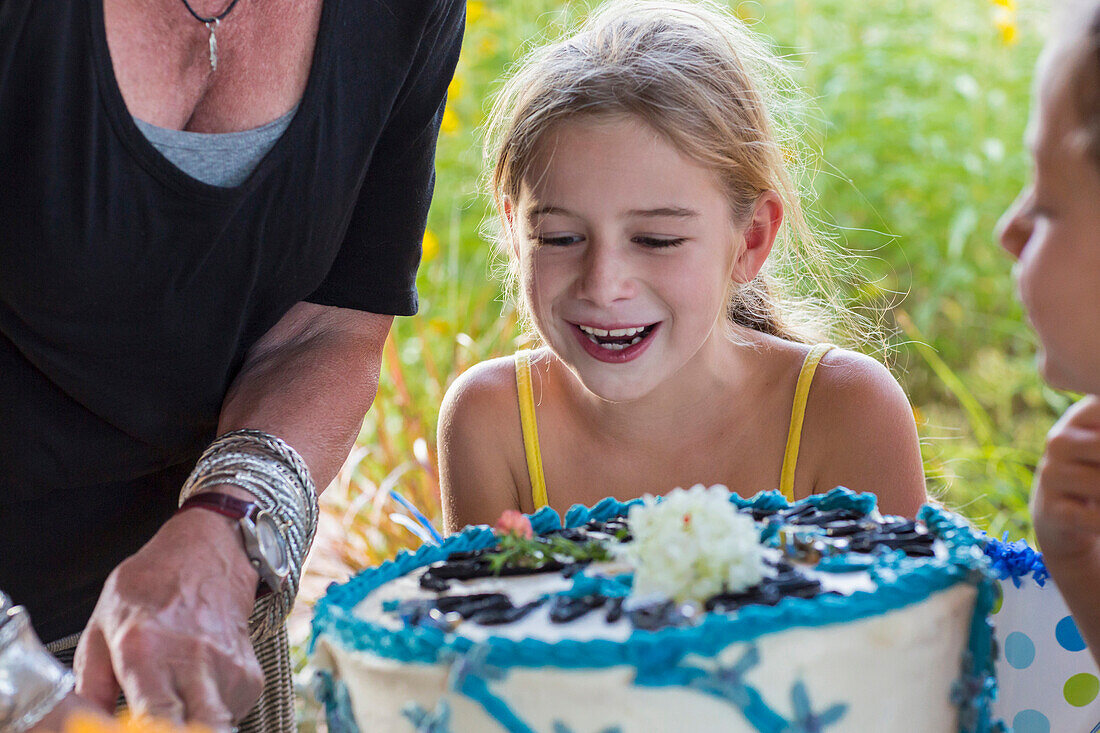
[{"left": 484, "top": 0, "right": 862, "bottom": 346}]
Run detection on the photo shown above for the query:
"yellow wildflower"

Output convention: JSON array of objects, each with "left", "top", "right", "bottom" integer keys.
[
  {"left": 479, "top": 36, "right": 499, "bottom": 57},
  {"left": 994, "top": 8, "right": 1018, "bottom": 45},
  {"left": 447, "top": 74, "right": 464, "bottom": 102},
  {"left": 467, "top": 1, "right": 486, "bottom": 25},
  {"left": 440, "top": 105, "right": 459, "bottom": 135},
  {"left": 422, "top": 229, "right": 440, "bottom": 262}
]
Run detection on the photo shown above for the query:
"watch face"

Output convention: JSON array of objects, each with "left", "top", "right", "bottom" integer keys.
[{"left": 255, "top": 513, "right": 290, "bottom": 576}]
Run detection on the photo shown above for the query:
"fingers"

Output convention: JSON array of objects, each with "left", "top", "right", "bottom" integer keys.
[
  {"left": 74, "top": 626, "right": 122, "bottom": 714},
  {"left": 174, "top": 668, "right": 238, "bottom": 732},
  {"left": 170, "top": 641, "right": 264, "bottom": 728},
  {"left": 110, "top": 625, "right": 186, "bottom": 726},
  {"left": 1052, "top": 395, "right": 1100, "bottom": 434},
  {"left": 91, "top": 621, "right": 263, "bottom": 728}
]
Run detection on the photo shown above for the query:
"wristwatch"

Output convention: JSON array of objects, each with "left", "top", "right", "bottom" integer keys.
[{"left": 178, "top": 492, "right": 290, "bottom": 596}]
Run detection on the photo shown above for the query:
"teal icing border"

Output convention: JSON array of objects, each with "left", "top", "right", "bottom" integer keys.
[{"left": 311, "top": 487, "right": 1001, "bottom": 733}]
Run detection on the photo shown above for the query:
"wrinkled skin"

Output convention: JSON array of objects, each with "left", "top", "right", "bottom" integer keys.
[{"left": 74, "top": 502, "right": 265, "bottom": 729}]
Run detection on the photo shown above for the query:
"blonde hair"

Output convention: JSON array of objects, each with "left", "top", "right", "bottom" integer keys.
[{"left": 485, "top": 0, "right": 861, "bottom": 345}]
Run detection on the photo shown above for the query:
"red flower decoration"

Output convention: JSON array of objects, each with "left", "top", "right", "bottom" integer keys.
[{"left": 495, "top": 509, "right": 534, "bottom": 539}]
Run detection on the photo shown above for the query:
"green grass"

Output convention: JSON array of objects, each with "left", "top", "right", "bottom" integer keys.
[{"left": 300, "top": 0, "right": 1067, "bottom": 612}]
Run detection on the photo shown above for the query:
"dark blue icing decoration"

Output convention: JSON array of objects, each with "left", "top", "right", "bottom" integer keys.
[
  {"left": 634, "top": 644, "right": 789, "bottom": 731},
  {"left": 312, "top": 487, "right": 1002, "bottom": 733},
  {"left": 446, "top": 645, "right": 533, "bottom": 733},
  {"left": 981, "top": 533, "right": 1050, "bottom": 588},
  {"left": 312, "top": 670, "right": 360, "bottom": 733},
  {"left": 783, "top": 680, "right": 847, "bottom": 733},
  {"left": 553, "top": 723, "right": 625, "bottom": 733},
  {"left": 402, "top": 699, "right": 453, "bottom": 733}
]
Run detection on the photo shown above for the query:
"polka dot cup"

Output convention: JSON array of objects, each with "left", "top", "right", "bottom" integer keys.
[{"left": 990, "top": 543, "right": 1100, "bottom": 733}]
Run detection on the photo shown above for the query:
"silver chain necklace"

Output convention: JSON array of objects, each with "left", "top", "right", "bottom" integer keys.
[{"left": 178, "top": 0, "right": 243, "bottom": 71}]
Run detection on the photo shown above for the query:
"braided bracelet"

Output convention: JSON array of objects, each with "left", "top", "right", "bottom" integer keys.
[{"left": 180, "top": 430, "right": 319, "bottom": 640}]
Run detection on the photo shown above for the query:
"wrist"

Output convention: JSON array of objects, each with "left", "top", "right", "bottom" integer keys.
[
  {"left": 167, "top": 503, "right": 261, "bottom": 595},
  {"left": 178, "top": 492, "right": 290, "bottom": 596},
  {"left": 179, "top": 429, "right": 319, "bottom": 640}
]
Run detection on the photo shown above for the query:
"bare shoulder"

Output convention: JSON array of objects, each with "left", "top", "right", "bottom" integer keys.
[
  {"left": 440, "top": 355, "right": 519, "bottom": 420},
  {"left": 438, "top": 356, "right": 526, "bottom": 533},
  {"left": 811, "top": 348, "right": 906, "bottom": 403},
  {"left": 800, "top": 347, "right": 927, "bottom": 516}
]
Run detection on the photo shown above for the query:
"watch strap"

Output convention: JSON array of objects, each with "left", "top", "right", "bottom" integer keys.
[
  {"left": 178, "top": 491, "right": 258, "bottom": 521},
  {"left": 177, "top": 492, "right": 278, "bottom": 598}
]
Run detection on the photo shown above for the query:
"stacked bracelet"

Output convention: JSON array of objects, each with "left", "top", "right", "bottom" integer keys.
[
  {"left": 180, "top": 429, "right": 319, "bottom": 641},
  {"left": 0, "top": 594, "right": 75, "bottom": 732}
]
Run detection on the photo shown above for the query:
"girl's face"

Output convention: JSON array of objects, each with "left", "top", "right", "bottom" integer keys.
[
  {"left": 508, "top": 116, "right": 779, "bottom": 402},
  {"left": 999, "top": 41, "right": 1100, "bottom": 395}
]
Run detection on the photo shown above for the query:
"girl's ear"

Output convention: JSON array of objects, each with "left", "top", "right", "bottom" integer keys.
[
  {"left": 502, "top": 195, "right": 520, "bottom": 259},
  {"left": 731, "top": 191, "right": 783, "bottom": 283}
]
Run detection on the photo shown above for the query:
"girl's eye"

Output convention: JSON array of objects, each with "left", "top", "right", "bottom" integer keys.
[
  {"left": 532, "top": 234, "right": 582, "bottom": 247},
  {"left": 635, "top": 236, "right": 687, "bottom": 248}
]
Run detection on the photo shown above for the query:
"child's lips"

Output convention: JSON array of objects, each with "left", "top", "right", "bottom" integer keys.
[{"left": 570, "top": 321, "right": 660, "bottom": 363}]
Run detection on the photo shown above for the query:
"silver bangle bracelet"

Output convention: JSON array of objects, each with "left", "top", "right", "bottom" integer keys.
[
  {"left": 0, "top": 602, "right": 75, "bottom": 733},
  {"left": 180, "top": 430, "right": 319, "bottom": 641}
]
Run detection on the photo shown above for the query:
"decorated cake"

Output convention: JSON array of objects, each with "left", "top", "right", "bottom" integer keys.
[{"left": 310, "top": 486, "right": 1001, "bottom": 732}]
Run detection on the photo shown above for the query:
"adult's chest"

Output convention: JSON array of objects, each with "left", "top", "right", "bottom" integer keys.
[
  {"left": 0, "top": 0, "right": 408, "bottom": 452},
  {"left": 0, "top": 0, "right": 402, "bottom": 351},
  {"left": 103, "top": 0, "right": 324, "bottom": 133}
]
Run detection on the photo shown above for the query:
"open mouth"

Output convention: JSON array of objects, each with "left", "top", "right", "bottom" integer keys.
[{"left": 575, "top": 323, "right": 658, "bottom": 351}]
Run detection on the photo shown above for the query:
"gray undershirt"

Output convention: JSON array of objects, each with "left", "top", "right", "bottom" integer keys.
[{"left": 133, "top": 105, "right": 298, "bottom": 187}]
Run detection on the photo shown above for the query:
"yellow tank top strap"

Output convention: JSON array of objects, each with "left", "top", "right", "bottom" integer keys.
[
  {"left": 778, "top": 344, "right": 836, "bottom": 501},
  {"left": 514, "top": 350, "right": 549, "bottom": 509}
]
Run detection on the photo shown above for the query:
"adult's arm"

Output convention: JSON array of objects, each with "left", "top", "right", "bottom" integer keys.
[
  {"left": 74, "top": 303, "right": 392, "bottom": 728},
  {"left": 70, "top": 0, "right": 463, "bottom": 722}
]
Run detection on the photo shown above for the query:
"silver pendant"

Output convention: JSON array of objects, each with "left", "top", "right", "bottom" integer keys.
[{"left": 206, "top": 20, "right": 219, "bottom": 72}]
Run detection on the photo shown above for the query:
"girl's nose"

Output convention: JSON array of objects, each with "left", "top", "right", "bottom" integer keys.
[
  {"left": 997, "top": 186, "right": 1034, "bottom": 260},
  {"left": 576, "top": 242, "right": 636, "bottom": 306}
]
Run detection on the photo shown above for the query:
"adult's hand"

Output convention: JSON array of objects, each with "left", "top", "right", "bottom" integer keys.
[
  {"left": 1032, "top": 394, "right": 1100, "bottom": 562},
  {"left": 74, "top": 503, "right": 265, "bottom": 730}
]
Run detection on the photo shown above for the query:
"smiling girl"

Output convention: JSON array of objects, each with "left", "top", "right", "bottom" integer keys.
[{"left": 438, "top": 0, "right": 926, "bottom": 531}]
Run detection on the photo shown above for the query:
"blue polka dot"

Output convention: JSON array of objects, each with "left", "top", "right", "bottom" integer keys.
[
  {"left": 1057, "top": 615, "right": 1087, "bottom": 652},
  {"left": 1005, "top": 631, "right": 1036, "bottom": 669},
  {"left": 1013, "top": 709, "right": 1051, "bottom": 733}
]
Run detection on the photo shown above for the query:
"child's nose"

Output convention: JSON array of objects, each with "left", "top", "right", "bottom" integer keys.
[
  {"left": 576, "top": 244, "right": 635, "bottom": 305},
  {"left": 996, "top": 187, "right": 1033, "bottom": 260}
]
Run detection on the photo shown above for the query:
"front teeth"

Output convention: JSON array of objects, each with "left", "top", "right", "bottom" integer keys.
[
  {"left": 577, "top": 323, "right": 648, "bottom": 349},
  {"left": 578, "top": 324, "right": 646, "bottom": 338}
]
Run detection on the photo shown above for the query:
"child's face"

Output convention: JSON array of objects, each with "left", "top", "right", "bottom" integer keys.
[
  {"left": 998, "top": 41, "right": 1100, "bottom": 395},
  {"left": 509, "top": 116, "right": 772, "bottom": 402}
]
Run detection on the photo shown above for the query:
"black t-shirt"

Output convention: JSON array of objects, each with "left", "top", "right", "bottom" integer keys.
[{"left": 0, "top": 0, "right": 464, "bottom": 642}]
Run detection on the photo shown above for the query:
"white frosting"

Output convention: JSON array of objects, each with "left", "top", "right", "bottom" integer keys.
[{"left": 314, "top": 582, "right": 976, "bottom": 732}]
